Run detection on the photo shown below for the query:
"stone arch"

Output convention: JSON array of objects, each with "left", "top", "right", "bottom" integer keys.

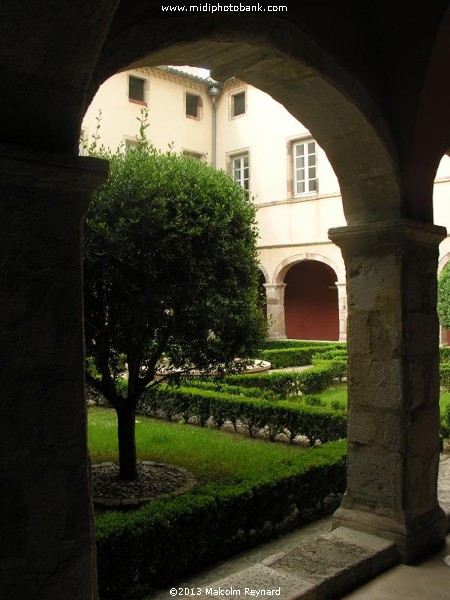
[
  {"left": 438, "top": 252, "right": 450, "bottom": 275},
  {"left": 273, "top": 252, "right": 344, "bottom": 285},
  {"left": 87, "top": 15, "right": 403, "bottom": 226},
  {"left": 258, "top": 263, "right": 270, "bottom": 284},
  {"left": 4, "top": 8, "right": 450, "bottom": 597}
]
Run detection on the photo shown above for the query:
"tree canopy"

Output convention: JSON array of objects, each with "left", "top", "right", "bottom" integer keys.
[
  {"left": 83, "top": 126, "right": 266, "bottom": 478},
  {"left": 438, "top": 263, "right": 450, "bottom": 329}
]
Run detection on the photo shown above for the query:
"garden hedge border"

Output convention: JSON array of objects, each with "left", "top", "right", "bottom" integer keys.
[
  {"left": 96, "top": 440, "right": 347, "bottom": 599},
  {"left": 223, "top": 363, "right": 336, "bottom": 396},
  {"left": 257, "top": 344, "right": 344, "bottom": 368},
  {"left": 142, "top": 384, "right": 347, "bottom": 445}
]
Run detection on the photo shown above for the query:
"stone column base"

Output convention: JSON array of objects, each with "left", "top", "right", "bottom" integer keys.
[{"left": 333, "top": 505, "right": 447, "bottom": 563}]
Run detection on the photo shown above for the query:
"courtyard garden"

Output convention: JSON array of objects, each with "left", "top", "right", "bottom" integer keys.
[{"left": 89, "top": 337, "right": 450, "bottom": 598}]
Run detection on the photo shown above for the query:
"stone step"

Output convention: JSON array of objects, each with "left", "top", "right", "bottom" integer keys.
[{"left": 179, "top": 527, "right": 399, "bottom": 600}]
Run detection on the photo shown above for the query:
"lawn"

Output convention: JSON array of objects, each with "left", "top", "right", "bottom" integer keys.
[
  {"left": 317, "top": 384, "right": 450, "bottom": 414},
  {"left": 88, "top": 406, "right": 313, "bottom": 483}
]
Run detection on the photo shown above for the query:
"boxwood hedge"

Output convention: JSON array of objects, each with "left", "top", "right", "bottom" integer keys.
[{"left": 96, "top": 440, "right": 347, "bottom": 599}]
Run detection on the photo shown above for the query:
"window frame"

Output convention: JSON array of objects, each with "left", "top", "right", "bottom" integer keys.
[
  {"left": 182, "top": 149, "right": 206, "bottom": 161},
  {"left": 292, "top": 138, "right": 318, "bottom": 197},
  {"left": 128, "top": 74, "right": 147, "bottom": 105},
  {"left": 185, "top": 92, "right": 202, "bottom": 120},
  {"left": 230, "top": 89, "right": 246, "bottom": 119},
  {"left": 230, "top": 152, "right": 250, "bottom": 190}
]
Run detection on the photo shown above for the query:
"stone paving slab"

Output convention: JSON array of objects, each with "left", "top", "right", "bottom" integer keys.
[
  {"left": 177, "top": 528, "right": 398, "bottom": 600},
  {"left": 150, "top": 456, "right": 450, "bottom": 600},
  {"left": 180, "top": 564, "right": 314, "bottom": 599}
]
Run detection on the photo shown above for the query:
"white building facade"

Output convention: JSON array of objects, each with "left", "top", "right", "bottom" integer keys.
[{"left": 82, "top": 66, "right": 450, "bottom": 342}]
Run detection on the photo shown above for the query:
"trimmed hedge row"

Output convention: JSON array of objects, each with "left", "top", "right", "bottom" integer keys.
[
  {"left": 186, "top": 379, "right": 280, "bottom": 401},
  {"left": 440, "top": 347, "right": 450, "bottom": 362},
  {"left": 223, "top": 363, "right": 336, "bottom": 396},
  {"left": 96, "top": 440, "right": 347, "bottom": 599},
  {"left": 257, "top": 339, "right": 342, "bottom": 350},
  {"left": 142, "top": 384, "right": 347, "bottom": 444},
  {"left": 311, "top": 357, "right": 347, "bottom": 381},
  {"left": 258, "top": 344, "right": 344, "bottom": 368},
  {"left": 440, "top": 362, "right": 450, "bottom": 389}
]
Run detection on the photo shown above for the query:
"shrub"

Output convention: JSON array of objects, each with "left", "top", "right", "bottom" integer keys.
[
  {"left": 146, "top": 385, "right": 347, "bottom": 446},
  {"left": 440, "top": 363, "right": 450, "bottom": 389},
  {"left": 440, "top": 347, "right": 450, "bottom": 363},
  {"left": 440, "top": 405, "right": 450, "bottom": 442},
  {"left": 297, "top": 364, "right": 334, "bottom": 394},
  {"left": 258, "top": 344, "right": 344, "bottom": 369},
  {"left": 186, "top": 379, "right": 281, "bottom": 401},
  {"left": 258, "top": 347, "right": 315, "bottom": 368},
  {"left": 224, "top": 372, "right": 304, "bottom": 397},
  {"left": 95, "top": 441, "right": 347, "bottom": 599},
  {"left": 257, "top": 340, "right": 340, "bottom": 350}
]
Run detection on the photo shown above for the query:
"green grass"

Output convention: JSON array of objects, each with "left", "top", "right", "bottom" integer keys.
[
  {"left": 315, "top": 383, "right": 348, "bottom": 408},
  {"left": 316, "top": 384, "right": 450, "bottom": 414},
  {"left": 88, "top": 407, "right": 312, "bottom": 483},
  {"left": 441, "top": 392, "right": 450, "bottom": 412}
]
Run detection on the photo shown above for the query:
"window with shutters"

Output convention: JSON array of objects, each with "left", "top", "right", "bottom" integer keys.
[
  {"left": 128, "top": 75, "right": 146, "bottom": 104},
  {"left": 231, "top": 153, "right": 250, "bottom": 190},
  {"left": 231, "top": 90, "right": 246, "bottom": 118},
  {"left": 185, "top": 92, "right": 202, "bottom": 119},
  {"left": 293, "top": 139, "right": 318, "bottom": 196}
]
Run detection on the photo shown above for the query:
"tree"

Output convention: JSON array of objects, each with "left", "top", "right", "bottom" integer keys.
[
  {"left": 83, "top": 128, "right": 266, "bottom": 480},
  {"left": 438, "top": 264, "right": 450, "bottom": 329}
]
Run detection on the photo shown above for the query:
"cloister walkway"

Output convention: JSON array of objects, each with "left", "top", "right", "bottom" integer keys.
[{"left": 147, "top": 456, "right": 450, "bottom": 600}]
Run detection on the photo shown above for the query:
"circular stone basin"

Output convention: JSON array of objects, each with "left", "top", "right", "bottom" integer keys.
[
  {"left": 155, "top": 358, "right": 271, "bottom": 380},
  {"left": 91, "top": 460, "right": 197, "bottom": 508}
]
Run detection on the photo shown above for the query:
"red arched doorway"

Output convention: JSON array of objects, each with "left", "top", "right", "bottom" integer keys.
[{"left": 284, "top": 260, "right": 339, "bottom": 341}]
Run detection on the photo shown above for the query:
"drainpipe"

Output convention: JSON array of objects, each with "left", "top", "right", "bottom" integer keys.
[{"left": 207, "top": 83, "right": 221, "bottom": 168}]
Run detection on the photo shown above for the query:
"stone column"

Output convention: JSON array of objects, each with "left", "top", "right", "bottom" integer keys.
[
  {"left": 336, "top": 282, "right": 348, "bottom": 342},
  {"left": 329, "top": 219, "right": 447, "bottom": 563},
  {"left": 0, "top": 146, "right": 108, "bottom": 599},
  {"left": 264, "top": 283, "right": 287, "bottom": 339}
]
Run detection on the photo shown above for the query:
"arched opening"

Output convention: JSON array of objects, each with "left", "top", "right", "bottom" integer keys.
[
  {"left": 5, "top": 7, "right": 450, "bottom": 598},
  {"left": 434, "top": 152, "right": 450, "bottom": 345},
  {"left": 284, "top": 260, "right": 338, "bottom": 341}
]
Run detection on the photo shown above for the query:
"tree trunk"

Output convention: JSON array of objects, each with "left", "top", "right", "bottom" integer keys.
[{"left": 116, "top": 403, "right": 138, "bottom": 480}]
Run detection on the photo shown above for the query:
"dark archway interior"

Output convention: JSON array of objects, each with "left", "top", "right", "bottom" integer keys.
[{"left": 284, "top": 260, "right": 339, "bottom": 341}]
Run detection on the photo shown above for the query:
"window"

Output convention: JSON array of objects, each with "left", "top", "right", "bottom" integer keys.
[
  {"left": 293, "top": 140, "right": 317, "bottom": 195},
  {"left": 124, "top": 137, "right": 138, "bottom": 151},
  {"left": 182, "top": 150, "right": 205, "bottom": 160},
  {"left": 232, "top": 153, "right": 249, "bottom": 190},
  {"left": 185, "top": 92, "right": 201, "bottom": 118},
  {"left": 128, "top": 75, "right": 146, "bottom": 103},
  {"left": 231, "top": 91, "right": 246, "bottom": 117}
]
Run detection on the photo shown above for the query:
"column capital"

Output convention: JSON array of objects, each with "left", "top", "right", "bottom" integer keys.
[
  {"left": 263, "top": 282, "right": 287, "bottom": 290},
  {"left": 329, "top": 219, "right": 447, "bottom": 252}
]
